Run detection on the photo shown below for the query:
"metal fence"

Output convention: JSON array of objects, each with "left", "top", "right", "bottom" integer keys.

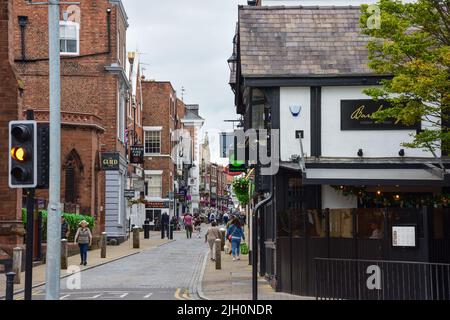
[{"left": 314, "top": 258, "right": 450, "bottom": 300}]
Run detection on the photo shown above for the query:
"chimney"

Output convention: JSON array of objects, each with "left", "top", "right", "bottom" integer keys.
[{"left": 247, "top": 0, "right": 262, "bottom": 5}]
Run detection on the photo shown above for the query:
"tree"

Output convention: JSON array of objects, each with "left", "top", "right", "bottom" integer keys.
[{"left": 360, "top": 0, "right": 450, "bottom": 155}]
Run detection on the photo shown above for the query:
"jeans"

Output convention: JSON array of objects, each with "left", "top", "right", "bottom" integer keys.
[
  {"left": 185, "top": 225, "right": 193, "bottom": 238},
  {"left": 231, "top": 238, "right": 241, "bottom": 257},
  {"left": 78, "top": 243, "right": 89, "bottom": 263}
]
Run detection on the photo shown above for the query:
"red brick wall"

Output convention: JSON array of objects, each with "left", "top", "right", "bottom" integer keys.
[
  {"left": 0, "top": 0, "right": 24, "bottom": 255},
  {"left": 141, "top": 81, "right": 178, "bottom": 198},
  {"left": 8, "top": 0, "right": 129, "bottom": 234}
]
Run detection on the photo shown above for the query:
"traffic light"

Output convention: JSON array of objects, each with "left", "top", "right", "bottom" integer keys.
[{"left": 9, "top": 120, "right": 37, "bottom": 188}]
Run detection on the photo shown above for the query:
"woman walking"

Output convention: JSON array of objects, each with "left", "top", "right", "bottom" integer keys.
[
  {"left": 74, "top": 220, "right": 92, "bottom": 266},
  {"left": 205, "top": 221, "right": 221, "bottom": 261},
  {"left": 226, "top": 218, "right": 245, "bottom": 261}
]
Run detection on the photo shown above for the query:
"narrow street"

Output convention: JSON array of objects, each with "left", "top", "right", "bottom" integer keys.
[{"left": 14, "top": 231, "right": 209, "bottom": 300}]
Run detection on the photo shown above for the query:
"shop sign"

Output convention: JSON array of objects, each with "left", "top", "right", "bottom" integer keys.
[
  {"left": 124, "top": 189, "right": 135, "bottom": 198},
  {"left": 145, "top": 201, "right": 170, "bottom": 209},
  {"left": 341, "top": 99, "right": 420, "bottom": 130},
  {"left": 101, "top": 152, "right": 120, "bottom": 171},
  {"left": 130, "top": 146, "right": 144, "bottom": 164}
]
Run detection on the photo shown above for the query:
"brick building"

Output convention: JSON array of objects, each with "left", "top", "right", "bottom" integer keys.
[
  {"left": 140, "top": 81, "right": 177, "bottom": 222},
  {"left": 10, "top": 0, "right": 130, "bottom": 241},
  {"left": 0, "top": 0, "right": 25, "bottom": 265}
]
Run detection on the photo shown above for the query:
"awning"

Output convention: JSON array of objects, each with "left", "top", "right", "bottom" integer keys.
[{"left": 281, "top": 160, "right": 450, "bottom": 186}]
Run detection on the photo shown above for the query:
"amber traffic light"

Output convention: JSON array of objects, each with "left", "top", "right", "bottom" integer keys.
[{"left": 9, "top": 121, "right": 37, "bottom": 188}]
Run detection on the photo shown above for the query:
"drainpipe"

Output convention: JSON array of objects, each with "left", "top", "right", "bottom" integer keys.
[
  {"left": 252, "top": 192, "right": 272, "bottom": 301},
  {"left": 106, "top": 8, "right": 112, "bottom": 54},
  {"left": 18, "top": 16, "right": 28, "bottom": 61}
]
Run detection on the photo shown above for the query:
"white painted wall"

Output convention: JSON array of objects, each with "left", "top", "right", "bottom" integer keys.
[
  {"left": 321, "top": 86, "right": 436, "bottom": 158},
  {"left": 322, "top": 185, "right": 357, "bottom": 209},
  {"left": 280, "top": 87, "right": 311, "bottom": 162}
]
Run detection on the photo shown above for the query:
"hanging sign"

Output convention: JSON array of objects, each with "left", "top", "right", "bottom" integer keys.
[
  {"left": 341, "top": 99, "right": 421, "bottom": 130},
  {"left": 101, "top": 152, "right": 120, "bottom": 171},
  {"left": 130, "top": 146, "right": 144, "bottom": 164}
]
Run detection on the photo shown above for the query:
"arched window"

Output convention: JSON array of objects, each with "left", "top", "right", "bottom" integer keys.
[{"left": 64, "top": 149, "right": 83, "bottom": 204}]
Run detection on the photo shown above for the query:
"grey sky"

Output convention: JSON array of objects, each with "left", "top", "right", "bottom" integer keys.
[{"left": 122, "top": 0, "right": 377, "bottom": 164}]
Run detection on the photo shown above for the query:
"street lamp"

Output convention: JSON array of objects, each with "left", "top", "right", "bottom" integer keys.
[{"left": 227, "top": 53, "right": 237, "bottom": 72}]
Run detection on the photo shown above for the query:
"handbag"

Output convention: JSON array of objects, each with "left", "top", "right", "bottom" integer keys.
[
  {"left": 227, "top": 226, "right": 237, "bottom": 241},
  {"left": 240, "top": 242, "right": 249, "bottom": 255}
]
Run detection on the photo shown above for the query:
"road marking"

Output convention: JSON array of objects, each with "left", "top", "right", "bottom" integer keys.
[
  {"left": 119, "top": 293, "right": 129, "bottom": 298},
  {"left": 143, "top": 293, "right": 153, "bottom": 299},
  {"left": 182, "top": 289, "right": 191, "bottom": 300},
  {"left": 60, "top": 294, "right": 71, "bottom": 300},
  {"left": 32, "top": 289, "right": 42, "bottom": 296},
  {"left": 174, "top": 288, "right": 185, "bottom": 300},
  {"left": 76, "top": 293, "right": 102, "bottom": 300}
]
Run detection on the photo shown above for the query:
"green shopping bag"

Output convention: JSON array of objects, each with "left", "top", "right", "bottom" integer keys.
[{"left": 240, "top": 242, "right": 249, "bottom": 255}]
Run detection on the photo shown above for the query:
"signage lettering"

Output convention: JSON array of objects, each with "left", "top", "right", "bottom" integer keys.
[
  {"left": 101, "top": 152, "right": 120, "bottom": 171},
  {"left": 341, "top": 99, "right": 420, "bottom": 131}
]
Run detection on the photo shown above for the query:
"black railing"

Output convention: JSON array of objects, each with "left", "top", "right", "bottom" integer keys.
[{"left": 314, "top": 258, "right": 450, "bottom": 300}]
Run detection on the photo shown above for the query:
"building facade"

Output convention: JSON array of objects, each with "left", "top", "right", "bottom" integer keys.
[
  {"left": 230, "top": 4, "right": 450, "bottom": 297},
  {"left": 0, "top": 0, "right": 25, "bottom": 267},
  {"left": 10, "top": 0, "right": 130, "bottom": 241}
]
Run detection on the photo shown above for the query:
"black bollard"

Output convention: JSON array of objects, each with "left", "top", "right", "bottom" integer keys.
[
  {"left": 169, "top": 224, "right": 173, "bottom": 240},
  {"left": 5, "top": 272, "right": 16, "bottom": 301},
  {"left": 144, "top": 220, "right": 150, "bottom": 239}
]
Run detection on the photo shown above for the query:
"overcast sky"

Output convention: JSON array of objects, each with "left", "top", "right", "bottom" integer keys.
[{"left": 122, "top": 0, "right": 378, "bottom": 164}]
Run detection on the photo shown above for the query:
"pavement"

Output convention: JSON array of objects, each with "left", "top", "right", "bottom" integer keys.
[
  {"left": 0, "top": 224, "right": 312, "bottom": 300},
  {"left": 0, "top": 231, "right": 171, "bottom": 300},
  {"left": 199, "top": 226, "right": 314, "bottom": 300}
]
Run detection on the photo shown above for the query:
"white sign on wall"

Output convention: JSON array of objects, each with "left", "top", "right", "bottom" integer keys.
[{"left": 392, "top": 226, "right": 416, "bottom": 247}]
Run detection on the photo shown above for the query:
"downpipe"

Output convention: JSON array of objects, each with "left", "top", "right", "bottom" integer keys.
[{"left": 252, "top": 193, "right": 272, "bottom": 301}]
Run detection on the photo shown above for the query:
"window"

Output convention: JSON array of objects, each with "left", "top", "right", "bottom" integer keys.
[
  {"left": 60, "top": 21, "right": 79, "bottom": 55},
  {"left": 144, "top": 130, "right": 161, "bottom": 154},
  {"left": 145, "top": 174, "right": 162, "bottom": 198}
]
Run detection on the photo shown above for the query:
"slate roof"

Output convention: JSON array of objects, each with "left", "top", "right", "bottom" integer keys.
[
  {"left": 238, "top": 6, "right": 374, "bottom": 78},
  {"left": 183, "top": 105, "right": 204, "bottom": 121}
]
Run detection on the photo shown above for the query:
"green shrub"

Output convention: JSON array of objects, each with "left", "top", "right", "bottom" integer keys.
[{"left": 22, "top": 209, "right": 94, "bottom": 242}]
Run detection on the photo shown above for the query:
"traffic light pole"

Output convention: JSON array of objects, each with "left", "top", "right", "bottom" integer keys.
[
  {"left": 24, "top": 188, "right": 35, "bottom": 301},
  {"left": 45, "top": 0, "right": 62, "bottom": 300}
]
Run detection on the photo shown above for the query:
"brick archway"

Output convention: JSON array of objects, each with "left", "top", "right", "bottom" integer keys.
[{"left": 63, "top": 149, "right": 84, "bottom": 205}]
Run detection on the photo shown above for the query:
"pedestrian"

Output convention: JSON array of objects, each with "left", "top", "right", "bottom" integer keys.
[
  {"left": 183, "top": 213, "right": 193, "bottom": 239},
  {"left": 209, "top": 211, "right": 216, "bottom": 224},
  {"left": 74, "top": 220, "right": 92, "bottom": 266},
  {"left": 223, "top": 212, "right": 229, "bottom": 225},
  {"left": 226, "top": 218, "right": 245, "bottom": 261},
  {"left": 61, "top": 215, "right": 70, "bottom": 240},
  {"left": 194, "top": 215, "right": 202, "bottom": 238},
  {"left": 205, "top": 221, "right": 221, "bottom": 261}
]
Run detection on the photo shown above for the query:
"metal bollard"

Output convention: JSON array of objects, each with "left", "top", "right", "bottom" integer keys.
[
  {"left": 5, "top": 272, "right": 15, "bottom": 301},
  {"left": 100, "top": 232, "right": 107, "bottom": 258},
  {"left": 143, "top": 220, "right": 150, "bottom": 239},
  {"left": 12, "top": 247, "right": 23, "bottom": 284},
  {"left": 133, "top": 227, "right": 140, "bottom": 249},
  {"left": 220, "top": 229, "right": 226, "bottom": 252},
  {"left": 215, "top": 239, "right": 221, "bottom": 270},
  {"left": 61, "top": 239, "right": 68, "bottom": 270}
]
